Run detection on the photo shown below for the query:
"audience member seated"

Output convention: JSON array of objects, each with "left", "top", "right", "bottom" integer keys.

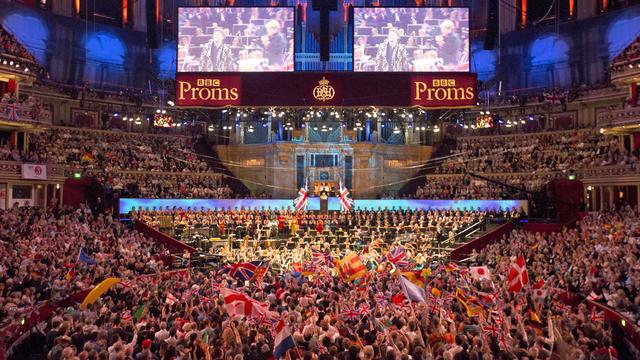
[
  {"left": 95, "top": 172, "right": 233, "bottom": 199},
  {"left": 415, "top": 174, "right": 554, "bottom": 200},
  {"left": 0, "top": 25, "right": 38, "bottom": 64}
]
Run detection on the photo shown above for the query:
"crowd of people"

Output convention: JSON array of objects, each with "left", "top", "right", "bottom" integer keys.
[
  {"left": 0, "top": 205, "right": 168, "bottom": 329},
  {"left": 611, "top": 36, "right": 640, "bottom": 73},
  {"left": 94, "top": 172, "right": 233, "bottom": 199},
  {"left": 0, "top": 25, "right": 38, "bottom": 64},
  {"left": 4, "top": 206, "right": 633, "bottom": 360},
  {"left": 435, "top": 130, "right": 637, "bottom": 175},
  {"left": 414, "top": 174, "right": 554, "bottom": 201}
]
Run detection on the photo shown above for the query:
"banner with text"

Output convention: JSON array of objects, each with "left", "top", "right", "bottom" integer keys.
[{"left": 176, "top": 72, "right": 477, "bottom": 108}]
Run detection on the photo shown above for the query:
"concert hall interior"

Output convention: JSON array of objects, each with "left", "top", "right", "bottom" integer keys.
[{"left": 1, "top": 0, "right": 640, "bottom": 359}]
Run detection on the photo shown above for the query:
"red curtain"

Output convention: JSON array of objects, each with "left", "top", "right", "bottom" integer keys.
[{"left": 7, "top": 79, "right": 16, "bottom": 94}]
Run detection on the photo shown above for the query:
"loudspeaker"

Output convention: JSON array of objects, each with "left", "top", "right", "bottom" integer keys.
[
  {"left": 146, "top": 0, "right": 158, "bottom": 49},
  {"left": 484, "top": 0, "right": 498, "bottom": 50}
]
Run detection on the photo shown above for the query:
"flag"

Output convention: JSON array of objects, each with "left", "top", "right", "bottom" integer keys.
[
  {"left": 528, "top": 310, "right": 542, "bottom": 324},
  {"left": 252, "top": 261, "right": 270, "bottom": 283},
  {"left": 456, "top": 288, "right": 482, "bottom": 317},
  {"left": 312, "top": 249, "right": 334, "bottom": 268},
  {"left": 554, "top": 302, "right": 570, "bottom": 313},
  {"left": 65, "top": 267, "right": 74, "bottom": 282},
  {"left": 165, "top": 292, "right": 178, "bottom": 305},
  {"left": 533, "top": 280, "right": 548, "bottom": 302},
  {"left": 399, "top": 274, "right": 426, "bottom": 302},
  {"left": 385, "top": 246, "right": 407, "bottom": 265},
  {"left": 400, "top": 270, "right": 426, "bottom": 289},
  {"left": 444, "top": 263, "right": 459, "bottom": 272},
  {"left": 587, "top": 291, "right": 602, "bottom": 302},
  {"left": 273, "top": 319, "right": 296, "bottom": 359},
  {"left": 6, "top": 103, "right": 19, "bottom": 121},
  {"left": 227, "top": 261, "right": 264, "bottom": 282},
  {"left": 508, "top": 256, "right": 528, "bottom": 293},
  {"left": 220, "top": 288, "right": 276, "bottom": 319},
  {"left": 121, "top": 310, "right": 132, "bottom": 323},
  {"left": 469, "top": 266, "right": 491, "bottom": 281},
  {"left": 78, "top": 248, "right": 97, "bottom": 265},
  {"left": 482, "top": 323, "right": 500, "bottom": 337},
  {"left": 133, "top": 305, "right": 146, "bottom": 321},
  {"left": 339, "top": 179, "right": 354, "bottom": 212},
  {"left": 590, "top": 308, "right": 605, "bottom": 323},
  {"left": 21, "top": 164, "right": 47, "bottom": 180},
  {"left": 543, "top": 91, "right": 567, "bottom": 105},
  {"left": 341, "top": 307, "right": 361, "bottom": 321},
  {"left": 293, "top": 179, "right": 308, "bottom": 211},
  {"left": 338, "top": 253, "right": 368, "bottom": 281},
  {"left": 358, "top": 304, "right": 371, "bottom": 315}
]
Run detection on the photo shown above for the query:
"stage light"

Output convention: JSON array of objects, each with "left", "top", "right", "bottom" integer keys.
[
  {"left": 243, "top": 113, "right": 248, "bottom": 117},
  {"left": 113, "top": 113, "right": 119, "bottom": 117},
  {"left": 222, "top": 109, "right": 228, "bottom": 113},
  {"left": 313, "top": 127, "right": 318, "bottom": 130},
  {"left": 161, "top": 110, "right": 166, "bottom": 114},
  {"left": 335, "top": 113, "right": 340, "bottom": 119},
  {"left": 56, "top": 184, "right": 60, "bottom": 190},
  {"left": 486, "top": 111, "right": 491, "bottom": 115},
  {"left": 24, "top": 67, "right": 29, "bottom": 72},
  {"left": 286, "top": 122, "right": 291, "bottom": 126},
  {"left": 421, "top": 126, "right": 426, "bottom": 130},
  {"left": 401, "top": 114, "right": 406, "bottom": 118},
  {"left": 167, "top": 100, "right": 174, "bottom": 106},
  {"left": 9, "top": 61, "right": 13, "bottom": 65},
  {"left": 480, "top": 111, "right": 484, "bottom": 115},
  {"left": 73, "top": 172, "right": 82, "bottom": 179},
  {"left": 123, "top": 116, "right": 128, "bottom": 121},
  {"left": 156, "top": 109, "right": 161, "bottom": 113},
  {"left": 176, "top": 123, "right": 181, "bottom": 127},
  {"left": 433, "top": 126, "right": 440, "bottom": 133},
  {"left": 520, "top": 120, "right": 526, "bottom": 124}
]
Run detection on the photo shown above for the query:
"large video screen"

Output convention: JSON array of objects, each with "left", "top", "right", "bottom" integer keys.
[
  {"left": 178, "top": 7, "right": 295, "bottom": 72},
  {"left": 354, "top": 8, "right": 469, "bottom": 72}
]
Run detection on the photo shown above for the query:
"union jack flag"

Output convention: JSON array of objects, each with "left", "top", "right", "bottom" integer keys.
[
  {"left": 312, "top": 248, "right": 334, "bottom": 268},
  {"left": 341, "top": 307, "right": 361, "bottom": 321},
  {"left": 339, "top": 179, "right": 353, "bottom": 212},
  {"left": 294, "top": 179, "right": 308, "bottom": 211},
  {"left": 385, "top": 246, "right": 407, "bottom": 265},
  {"left": 554, "top": 301, "right": 570, "bottom": 313},
  {"left": 375, "top": 292, "right": 387, "bottom": 306},
  {"left": 227, "top": 261, "right": 265, "bottom": 282},
  {"left": 482, "top": 323, "right": 500, "bottom": 337},
  {"left": 6, "top": 103, "right": 19, "bottom": 121}
]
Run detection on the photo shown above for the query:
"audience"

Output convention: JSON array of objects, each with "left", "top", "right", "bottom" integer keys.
[
  {"left": 0, "top": 25, "right": 38, "bottom": 64},
  {"left": 0, "top": 205, "right": 167, "bottom": 328},
  {"left": 5, "top": 206, "right": 635, "bottom": 359}
]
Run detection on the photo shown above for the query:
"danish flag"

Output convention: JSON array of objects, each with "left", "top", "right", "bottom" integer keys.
[
  {"left": 293, "top": 179, "right": 308, "bottom": 211},
  {"left": 508, "top": 256, "right": 528, "bottom": 293},
  {"left": 339, "top": 179, "right": 353, "bottom": 212}
]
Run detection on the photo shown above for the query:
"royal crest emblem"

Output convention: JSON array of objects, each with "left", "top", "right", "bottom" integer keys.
[{"left": 313, "top": 77, "right": 335, "bottom": 102}]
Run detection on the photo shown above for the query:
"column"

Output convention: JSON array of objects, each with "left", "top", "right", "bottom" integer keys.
[
  {"left": 578, "top": 0, "right": 597, "bottom": 20},
  {"left": 133, "top": 0, "right": 147, "bottom": 32},
  {"left": 499, "top": 0, "right": 517, "bottom": 34}
]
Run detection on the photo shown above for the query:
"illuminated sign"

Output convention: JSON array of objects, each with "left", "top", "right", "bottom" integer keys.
[{"left": 175, "top": 73, "right": 477, "bottom": 108}]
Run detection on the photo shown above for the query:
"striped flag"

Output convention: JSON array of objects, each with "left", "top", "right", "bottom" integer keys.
[
  {"left": 165, "top": 292, "right": 178, "bottom": 306},
  {"left": 273, "top": 319, "right": 296, "bottom": 359},
  {"left": 338, "top": 253, "right": 368, "bottom": 281}
]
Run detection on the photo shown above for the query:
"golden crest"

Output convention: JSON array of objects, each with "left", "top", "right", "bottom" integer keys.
[{"left": 312, "top": 77, "right": 335, "bottom": 102}]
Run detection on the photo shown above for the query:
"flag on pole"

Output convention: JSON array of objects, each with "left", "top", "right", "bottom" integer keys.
[
  {"left": 469, "top": 266, "right": 491, "bottom": 281},
  {"left": 294, "top": 179, "right": 308, "bottom": 211},
  {"left": 339, "top": 179, "right": 353, "bottom": 212},
  {"left": 385, "top": 246, "right": 407, "bottom": 265},
  {"left": 273, "top": 319, "right": 296, "bottom": 359},
  {"left": 311, "top": 248, "right": 334, "bottom": 268},
  {"left": 226, "top": 261, "right": 265, "bottom": 282},
  {"left": 78, "top": 248, "right": 98, "bottom": 265},
  {"left": 399, "top": 274, "right": 426, "bottom": 302},
  {"left": 508, "top": 256, "right": 528, "bottom": 293},
  {"left": 338, "top": 253, "right": 368, "bottom": 281},
  {"left": 219, "top": 288, "right": 276, "bottom": 319}
]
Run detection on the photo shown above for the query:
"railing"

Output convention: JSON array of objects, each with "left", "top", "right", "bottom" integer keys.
[
  {"left": 597, "top": 106, "right": 640, "bottom": 127},
  {"left": 450, "top": 221, "right": 514, "bottom": 261},
  {"left": 0, "top": 103, "right": 51, "bottom": 126},
  {"left": 0, "top": 160, "right": 65, "bottom": 180},
  {"left": 135, "top": 220, "right": 197, "bottom": 254}
]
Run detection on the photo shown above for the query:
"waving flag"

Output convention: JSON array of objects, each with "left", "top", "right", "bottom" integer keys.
[
  {"left": 312, "top": 248, "right": 334, "bottom": 268},
  {"left": 399, "top": 274, "right": 426, "bottom": 302},
  {"left": 273, "top": 319, "right": 296, "bottom": 359},
  {"left": 482, "top": 323, "right": 500, "bottom": 337},
  {"left": 469, "top": 266, "right": 491, "bottom": 281},
  {"left": 508, "top": 256, "right": 528, "bottom": 293},
  {"left": 220, "top": 288, "right": 276, "bottom": 319},
  {"left": 385, "top": 246, "right": 407, "bottom": 265},
  {"left": 338, "top": 253, "right": 368, "bottom": 281},
  {"left": 226, "top": 261, "right": 265, "bottom": 282},
  {"left": 293, "top": 179, "right": 308, "bottom": 211},
  {"left": 590, "top": 308, "right": 605, "bottom": 323},
  {"left": 78, "top": 248, "right": 98, "bottom": 265},
  {"left": 339, "top": 179, "right": 353, "bottom": 212},
  {"left": 341, "top": 307, "right": 361, "bottom": 321},
  {"left": 165, "top": 292, "right": 178, "bottom": 305}
]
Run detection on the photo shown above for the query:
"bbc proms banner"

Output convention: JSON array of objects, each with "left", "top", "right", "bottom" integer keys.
[
  {"left": 175, "top": 72, "right": 477, "bottom": 108},
  {"left": 21, "top": 164, "right": 47, "bottom": 180}
]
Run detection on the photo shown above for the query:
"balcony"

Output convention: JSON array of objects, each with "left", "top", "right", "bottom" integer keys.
[
  {"left": 597, "top": 106, "right": 640, "bottom": 128},
  {"left": 0, "top": 103, "right": 51, "bottom": 128}
]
